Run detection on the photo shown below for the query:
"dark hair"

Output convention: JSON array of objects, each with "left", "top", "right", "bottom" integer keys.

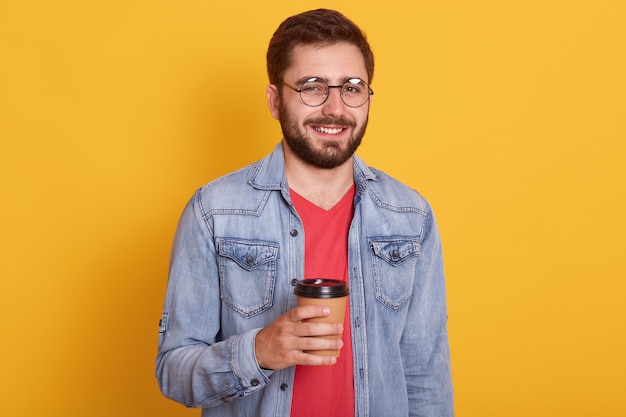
[{"left": 266, "top": 9, "right": 375, "bottom": 85}]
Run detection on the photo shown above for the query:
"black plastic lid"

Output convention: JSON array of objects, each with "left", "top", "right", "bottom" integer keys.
[{"left": 294, "top": 279, "right": 350, "bottom": 298}]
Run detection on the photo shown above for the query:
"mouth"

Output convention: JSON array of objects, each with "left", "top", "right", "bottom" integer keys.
[
  {"left": 314, "top": 126, "right": 347, "bottom": 135},
  {"left": 306, "top": 116, "right": 356, "bottom": 138}
]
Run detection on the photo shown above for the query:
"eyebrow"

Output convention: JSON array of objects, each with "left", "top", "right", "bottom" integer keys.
[
  {"left": 294, "top": 76, "right": 324, "bottom": 85},
  {"left": 293, "top": 76, "right": 364, "bottom": 85}
]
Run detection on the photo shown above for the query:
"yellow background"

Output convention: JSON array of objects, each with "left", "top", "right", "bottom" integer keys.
[{"left": 1, "top": 0, "right": 624, "bottom": 416}]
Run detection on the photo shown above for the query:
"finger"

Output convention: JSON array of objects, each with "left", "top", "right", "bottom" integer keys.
[
  {"left": 295, "top": 321, "right": 344, "bottom": 337},
  {"left": 287, "top": 305, "right": 331, "bottom": 322},
  {"left": 293, "top": 349, "right": 341, "bottom": 367},
  {"left": 296, "top": 335, "right": 344, "bottom": 352}
]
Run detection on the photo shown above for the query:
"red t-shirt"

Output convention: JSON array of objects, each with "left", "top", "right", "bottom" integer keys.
[{"left": 289, "top": 185, "right": 355, "bottom": 417}]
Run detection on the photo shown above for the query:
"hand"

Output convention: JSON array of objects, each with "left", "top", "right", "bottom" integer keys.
[{"left": 254, "top": 305, "right": 344, "bottom": 370}]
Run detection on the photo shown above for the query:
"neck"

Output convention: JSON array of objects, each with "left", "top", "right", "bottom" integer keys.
[{"left": 284, "top": 145, "right": 354, "bottom": 210}]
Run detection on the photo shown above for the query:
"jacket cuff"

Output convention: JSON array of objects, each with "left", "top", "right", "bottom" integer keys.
[{"left": 232, "top": 328, "right": 273, "bottom": 394}]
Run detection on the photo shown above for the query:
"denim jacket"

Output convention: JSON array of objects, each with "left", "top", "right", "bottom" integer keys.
[{"left": 156, "top": 143, "right": 453, "bottom": 416}]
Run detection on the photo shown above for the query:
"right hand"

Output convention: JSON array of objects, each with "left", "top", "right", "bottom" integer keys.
[{"left": 254, "top": 305, "right": 344, "bottom": 370}]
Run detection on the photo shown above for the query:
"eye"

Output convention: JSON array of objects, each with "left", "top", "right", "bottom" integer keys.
[
  {"left": 342, "top": 79, "right": 366, "bottom": 94},
  {"left": 343, "top": 85, "right": 361, "bottom": 94},
  {"left": 300, "top": 79, "right": 326, "bottom": 94}
]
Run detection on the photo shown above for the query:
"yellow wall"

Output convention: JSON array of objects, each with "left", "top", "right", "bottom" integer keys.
[{"left": 1, "top": 1, "right": 624, "bottom": 416}]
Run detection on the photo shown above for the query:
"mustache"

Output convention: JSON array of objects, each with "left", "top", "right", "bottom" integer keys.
[{"left": 304, "top": 116, "right": 356, "bottom": 128}]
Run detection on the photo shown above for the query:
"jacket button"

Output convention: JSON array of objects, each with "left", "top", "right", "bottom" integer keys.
[
  {"left": 291, "top": 279, "right": 297, "bottom": 286},
  {"left": 290, "top": 229, "right": 298, "bottom": 237},
  {"left": 251, "top": 379, "right": 260, "bottom": 387},
  {"left": 246, "top": 255, "right": 254, "bottom": 265},
  {"left": 280, "top": 383, "right": 288, "bottom": 391},
  {"left": 392, "top": 249, "right": 400, "bottom": 260}
]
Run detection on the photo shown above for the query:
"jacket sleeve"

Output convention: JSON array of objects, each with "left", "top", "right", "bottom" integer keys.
[
  {"left": 402, "top": 204, "right": 454, "bottom": 416},
  {"left": 155, "top": 191, "right": 272, "bottom": 408}
]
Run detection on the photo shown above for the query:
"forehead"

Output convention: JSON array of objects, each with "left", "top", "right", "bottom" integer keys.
[{"left": 284, "top": 42, "right": 368, "bottom": 83}]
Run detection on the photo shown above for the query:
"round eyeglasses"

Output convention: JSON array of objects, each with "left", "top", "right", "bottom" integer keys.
[{"left": 278, "top": 77, "right": 374, "bottom": 108}]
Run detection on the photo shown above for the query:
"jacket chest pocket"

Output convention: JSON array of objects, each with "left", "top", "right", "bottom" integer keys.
[
  {"left": 369, "top": 237, "right": 420, "bottom": 311},
  {"left": 218, "top": 238, "right": 279, "bottom": 318}
]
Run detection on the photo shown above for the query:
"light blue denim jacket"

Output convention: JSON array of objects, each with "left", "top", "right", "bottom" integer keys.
[{"left": 156, "top": 143, "right": 453, "bottom": 416}]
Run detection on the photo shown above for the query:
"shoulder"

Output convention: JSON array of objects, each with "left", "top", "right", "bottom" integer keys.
[
  {"left": 198, "top": 162, "right": 258, "bottom": 195},
  {"left": 191, "top": 161, "right": 270, "bottom": 216},
  {"left": 361, "top": 166, "right": 432, "bottom": 216}
]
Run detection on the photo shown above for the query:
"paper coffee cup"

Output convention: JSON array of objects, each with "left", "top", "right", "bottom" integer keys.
[{"left": 294, "top": 278, "right": 349, "bottom": 357}]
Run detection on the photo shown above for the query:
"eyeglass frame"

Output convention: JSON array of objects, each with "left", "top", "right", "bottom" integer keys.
[{"left": 277, "top": 77, "right": 374, "bottom": 108}]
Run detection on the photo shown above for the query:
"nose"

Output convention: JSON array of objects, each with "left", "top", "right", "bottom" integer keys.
[{"left": 321, "top": 86, "right": 345, "bottom": 116}]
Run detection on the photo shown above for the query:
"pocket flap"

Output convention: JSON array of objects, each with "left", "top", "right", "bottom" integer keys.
[
  {"left": 370, "top": 238, "right": 420, "bottom": 266},
  {"left": 218, "top": 239, "right": 279, "bottom": 271}
]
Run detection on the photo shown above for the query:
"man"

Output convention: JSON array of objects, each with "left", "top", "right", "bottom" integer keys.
[{"left": 156, "top": 9, "right": 453, "bottom": 417}]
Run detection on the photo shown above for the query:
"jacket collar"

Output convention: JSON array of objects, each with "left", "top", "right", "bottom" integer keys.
[{"left": 248, "top": 142, "right": 380, "bottom": 192}]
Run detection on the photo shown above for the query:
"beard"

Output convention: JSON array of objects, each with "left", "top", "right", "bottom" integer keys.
[{"left": 279, "top": 101, "right": 368, "bottom": 169}]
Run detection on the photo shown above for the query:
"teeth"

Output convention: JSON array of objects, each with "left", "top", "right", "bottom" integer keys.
[{"left": 317, "top": 127, "right": 344, "bottom": 134}]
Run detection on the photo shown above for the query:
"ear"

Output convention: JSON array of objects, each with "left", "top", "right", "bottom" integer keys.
[{"left": 266, "top": 84, "right": 281, "bottom": 120}]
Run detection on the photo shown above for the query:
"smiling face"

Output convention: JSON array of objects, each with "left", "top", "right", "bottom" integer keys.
[{"left": 267, "top": 42, "right": 371, "bottom": 170}]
